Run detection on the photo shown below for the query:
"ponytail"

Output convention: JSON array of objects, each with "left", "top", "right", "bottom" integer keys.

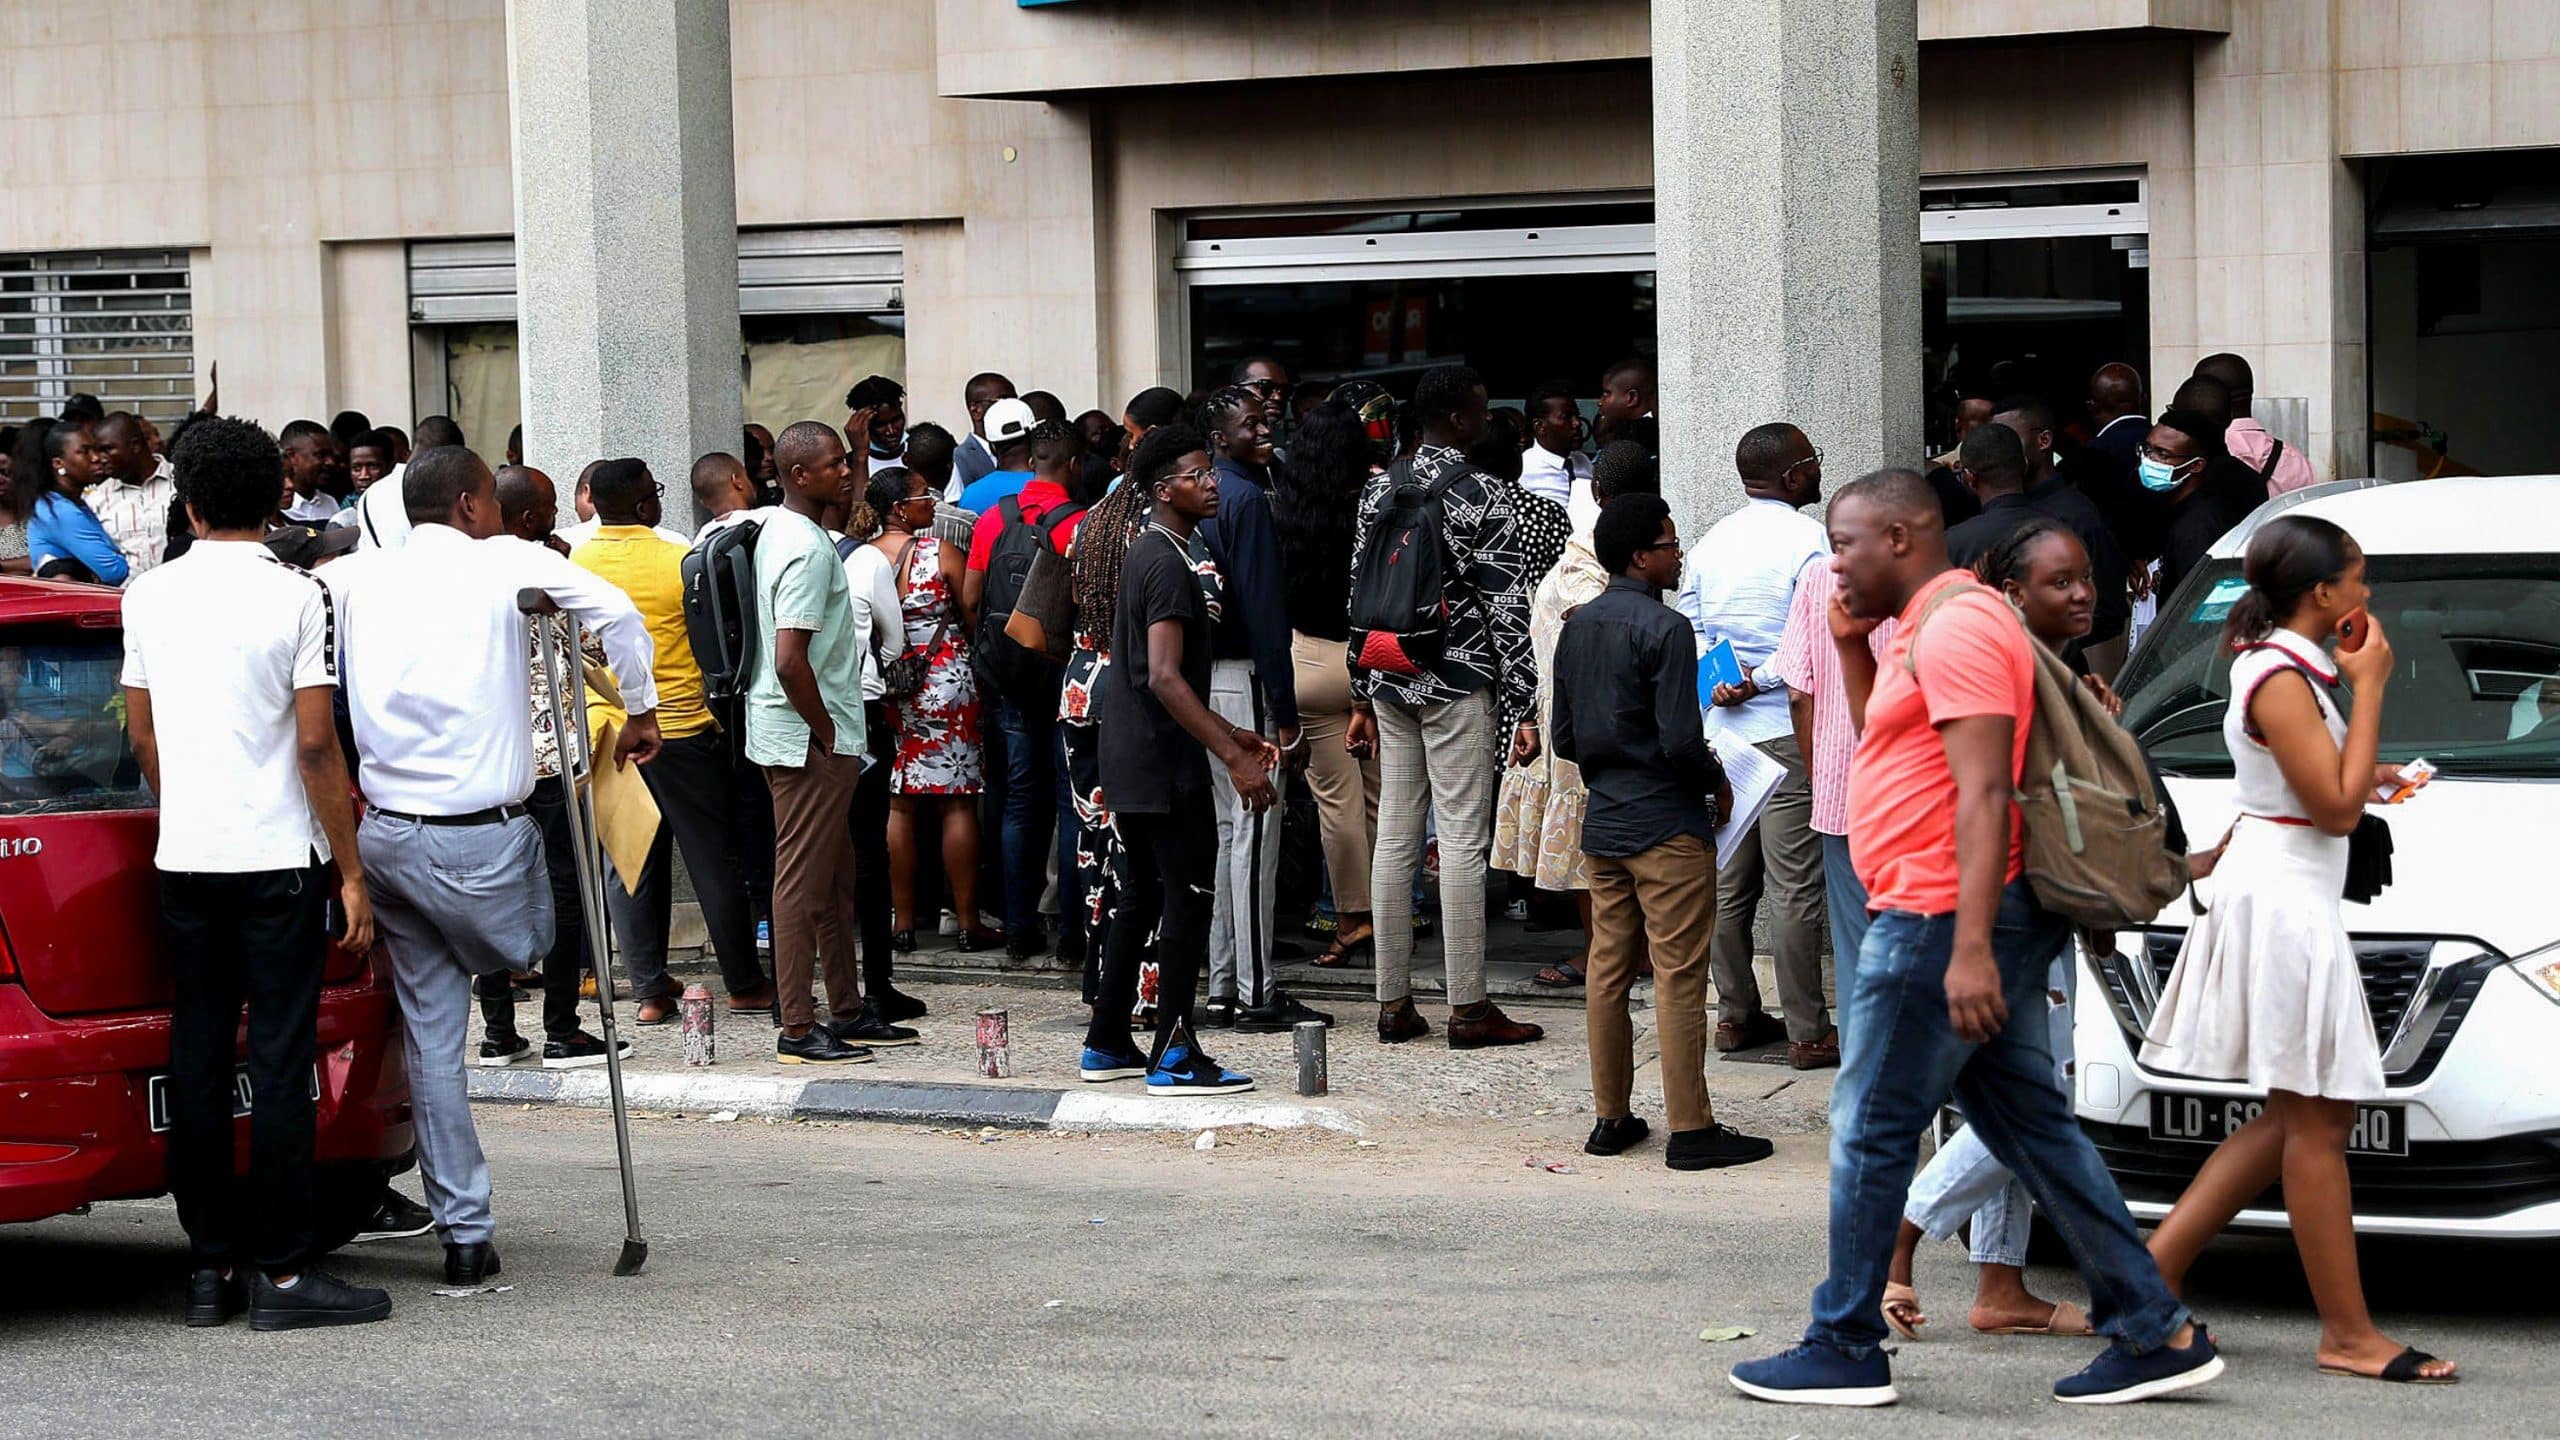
[{"left": 2223, "top": 513, "right": 2357, "bottom": 650}]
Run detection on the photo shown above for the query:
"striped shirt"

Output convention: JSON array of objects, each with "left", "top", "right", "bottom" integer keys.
[{"left": 1770, "top": 561, "right": 1895, "bottom": 836}]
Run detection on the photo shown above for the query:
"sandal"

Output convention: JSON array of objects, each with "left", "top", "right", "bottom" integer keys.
[
  {"left": 1882, "top": 1282, "right": 1927, "bottom": 1341},
  {"left": 1313, "top": 927, "right": 1375, "bottom": 969},
  {"left": 2319, "top": 1346, "right": 2459, "bottom": 1384},
  {"left": 1975, "top": 1299, "right": 2093, "bottom": 1337},
  {"left": 1532, "top": 959, "right": 1586, "bottom": 988}
]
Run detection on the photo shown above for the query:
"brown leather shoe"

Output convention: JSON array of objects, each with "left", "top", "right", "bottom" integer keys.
[
  {"left": 1447, "top": 1001, "right": 1544, "bottom": 1050},
  {"left": 1789, "top": 1027, "right": 1842, "bottom": 1071},
  {"left": 1376, "top": 997, "right": 1430, "bottom": 1044},
  {"left": 727, "top": 986, "right": 778, "bottom": 1017},
  {"left": 1714, "top": 1011, "right": 1787, "bottom": 1053},
  {"left": 635, "top": 992, "right": 683, "bottom": 1026}
]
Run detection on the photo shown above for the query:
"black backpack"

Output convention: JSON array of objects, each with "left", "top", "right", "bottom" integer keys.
[
  {"left": 975, "top": 495, "right": 1082, "bottom": 695},
  {"left": 681, "top": 518, "right": 762, "bottom": 705},
  {"left": 1348, "top": 455, "right": 1465, "bottom": 677}
]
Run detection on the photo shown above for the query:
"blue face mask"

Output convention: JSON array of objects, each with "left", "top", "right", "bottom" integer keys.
[{"left": 2137, "top": 455, "right": 2189, "bottom": 493}]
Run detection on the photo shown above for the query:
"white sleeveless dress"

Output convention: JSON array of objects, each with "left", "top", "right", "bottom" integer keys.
[{"left": 2139, "top": 627, "right": 2386, "bottom": 1101}]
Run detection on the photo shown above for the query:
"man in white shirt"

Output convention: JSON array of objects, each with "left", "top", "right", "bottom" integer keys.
[
  {"left": 1672, "top": 422, "right": 1836, "bottom": 1069},
  {"left": 847, "top": 374, "right": 909, "bottom": 476},
  {"left": 1519, "top": 382, "right": 1597, "bottom": 529},
  {"left": 87, "top": 412, "right": 178, "bottom": 576},
  {"left": 121, "top": 416, "right": 392, "bottom": 1329},
  {"left": 277, "top": 420, "right": 347, "bottom": 523},
  {"left": 323, "top": 444, "right": 661, "bottom": 1285},
  {"left": 341, "top": 415, "right": 464, "bottom": 550}
]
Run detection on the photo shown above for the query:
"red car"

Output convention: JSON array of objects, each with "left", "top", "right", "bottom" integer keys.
[{"left": 0, "top": 576, "right": 412, "bottom": 1247}]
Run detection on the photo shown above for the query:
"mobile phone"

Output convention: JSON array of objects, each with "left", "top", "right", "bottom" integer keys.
[
  {"left": 2384, "top": 756, "right": 2435, "bottom": 805},
  {"left": 2336, "top": 605, "right": 2370, "bottom": 653}
]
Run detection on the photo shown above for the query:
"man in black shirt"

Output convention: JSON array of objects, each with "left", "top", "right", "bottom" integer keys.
[
  {"left": 1992, "top": 396, "right": 2130, "bottom": 671},
  {"left": 1944, "top": 422, "right": 2036, "bottom": 575},
  {"left": 1550, "top": 494, "right": 1775, "bottom": 1173},
  {"left": 2142, "top": 408, "right": 2259, "bottom": 600},
  {"left": 1084, "top": 424, "right": 1281, "bottom": 1096}
]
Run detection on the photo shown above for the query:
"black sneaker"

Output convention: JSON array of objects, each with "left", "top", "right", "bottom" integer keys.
[
  {"left": 825, "top": 1005, "right": 921, "bottom": 1048},
  {"left": 1666, "top": 1123, "right": 1775, "bottom": 1171},
  {"left": 478, "top": 1034, "right": 533, "bottom": 1068},
  {"left": 1235, "top": 990, "right": 1334, "bottom": 1033},
  {"left": 873, "top": 986, "right": 929, "bottom": 1023},
  {"left": 248, "top": 1269, "right": 392, "bottom": 1331},
  {"left": 777, "top": 1028, "right": 874, "bottom": 1064},
  {"left": 350, "top": 1188, "right": 435, "bottom": 1243},
  {"left": 185, "top": 1267, "right": 246, "bottom": 1327},
  {"left": 541, "top": 1031, "right": 633, "bottom": 1070},
  {"left": 1585, "top": 1116, "right": 1652, "bottom": 1157},
  {"left": 1004, "top": 924, "right": 1050, "bottom": 961},
  {"left": 443, "top": 1239, "right": 501, "bottom": 1286},
  {"left": 1198, "top": 997, "right": 1240, "bottom": 1030}
]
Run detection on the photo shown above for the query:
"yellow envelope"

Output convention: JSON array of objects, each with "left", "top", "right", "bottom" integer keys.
[{"left": 589, "top": 720, "right": 662, "bottom": 893}]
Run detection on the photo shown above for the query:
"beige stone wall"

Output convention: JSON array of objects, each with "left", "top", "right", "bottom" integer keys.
[
  {"left": 2339, "top": 0, "right": 2560, "bottom": 155},
  {"left": 934, "top": 0, "right": 1648, "bottom": 100}
]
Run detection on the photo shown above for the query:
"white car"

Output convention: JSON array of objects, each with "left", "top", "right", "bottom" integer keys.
[{"left": 2082, "top": 475, "right": 2560, "bottom": 1239}]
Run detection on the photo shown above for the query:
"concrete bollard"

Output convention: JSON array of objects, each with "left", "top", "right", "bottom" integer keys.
[{"left": 1294, "top": 1020, "right": 1328, "bottom": 1096}]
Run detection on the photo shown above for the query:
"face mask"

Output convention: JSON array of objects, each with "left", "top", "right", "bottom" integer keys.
[
  {"left": 870, "top": 440, "right": 901, "bottom": 460},
  {"left": 2137, "top": 456, "right": 2189, "bottom": 493}
]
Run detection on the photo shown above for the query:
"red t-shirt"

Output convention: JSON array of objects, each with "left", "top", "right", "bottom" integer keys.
[
  {"left": 1845, "top": 569, "right": 2034, "bottom": 915},
  {"left": 966, "top": 480, "right": 1086, "bottom": 571}
]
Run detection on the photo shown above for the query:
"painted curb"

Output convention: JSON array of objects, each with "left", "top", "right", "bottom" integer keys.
[{"left": 468, "top": 1066, "right": 1365, "bottom": 1135}]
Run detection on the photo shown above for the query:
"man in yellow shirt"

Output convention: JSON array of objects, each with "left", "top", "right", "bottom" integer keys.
[{"left": 571, "top": 459, "right": 777, "bottom": 1022}]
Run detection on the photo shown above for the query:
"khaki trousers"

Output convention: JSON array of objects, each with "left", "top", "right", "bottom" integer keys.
[
  {"left": 763, "top": 742, "right": 867, "bottom": 1031},
  {"left": 1291, "top": 632, "right": 1379, "bottom": 913},
  {"left": 1586, "top": 832, "right": 1718, "bottom": 1132}
]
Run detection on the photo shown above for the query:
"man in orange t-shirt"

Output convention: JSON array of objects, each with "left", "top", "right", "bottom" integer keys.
[{"left": 1729, "top": 469, "right": 2220, "bottom": 1410}]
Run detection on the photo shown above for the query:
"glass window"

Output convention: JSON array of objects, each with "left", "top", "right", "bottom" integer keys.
[
  {"left": 1924, "top": 233, "right": 2148, "bottom": 452},
  {"left": 2118, "top": 554, "right": 2560, "bottom": 780},
  {"left": 1187, "top": 271, "right": 1654, "bottom": 406},
  {"left": 0, "top": 629, "right": 148, "bottom": 815}
]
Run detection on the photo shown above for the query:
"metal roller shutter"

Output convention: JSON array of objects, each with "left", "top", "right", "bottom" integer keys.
[
  {"left": 408, "top": 227, "right": 903, "bottom": 322},
  {"left": 0, "top": 249, "right": 195, "bottom": 423}
]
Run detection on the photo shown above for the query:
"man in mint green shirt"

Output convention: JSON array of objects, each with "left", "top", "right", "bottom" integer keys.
[{"left": 751, "top": 422, "right": 912, "bottom": 1062}]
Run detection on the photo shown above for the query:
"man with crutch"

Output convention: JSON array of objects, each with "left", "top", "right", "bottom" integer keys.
[{"left": 323, "top": 445, "right": 661, "bottom": 1285}]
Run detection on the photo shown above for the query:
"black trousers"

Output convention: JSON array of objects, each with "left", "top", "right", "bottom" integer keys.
[
  {"left": 478, "top": 775, "right": 586, "bottom": 1043},
  {"left": 1084, "top": 787, "right": 1216, "bottom": 1062},
  {"left": 850, "top": 701, "right": 897, "bottom": 992},
  {"left": 162, "top": 863, "right": 327, "bottom": 1275},
  {"left": 613, "top": 730, "right": 771, "bottom": 999}
]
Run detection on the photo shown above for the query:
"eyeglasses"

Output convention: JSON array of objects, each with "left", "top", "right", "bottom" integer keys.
[
  {"left": 1169, "top": 465, "right": 1218, "bottom": 486},
  {"left": 1784, "top": 449, "right": 1824, "bottom": 476},
  {"left": 1640, "top": 539, "right": 1683, "bottom": 553},
  {"left": 2135, "top": 443, "right": 2193, "bottom": 464}
]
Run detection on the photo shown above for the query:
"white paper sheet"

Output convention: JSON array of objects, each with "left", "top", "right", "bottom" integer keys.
[{"left": 1711, "top": 737, "right": 1789, "bottom": 870}]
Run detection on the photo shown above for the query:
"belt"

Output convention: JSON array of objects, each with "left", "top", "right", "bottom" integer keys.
[
  {"left": 2243, "top": 812, "right": 2315, "bottom": 828},
  {"left": 369, "top": 803, "right": 529, "bottom": 828}
]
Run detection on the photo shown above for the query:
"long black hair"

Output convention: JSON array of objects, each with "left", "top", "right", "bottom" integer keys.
[
  {"left": 2225, "top": 513, "right": 2358, "bottom": 649},
  {"left": 1272, "top": 400, "right": 1370, "bottom": 635}
]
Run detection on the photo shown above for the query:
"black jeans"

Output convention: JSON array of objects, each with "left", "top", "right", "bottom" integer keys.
[
  {"left": 991, "top": 679, "right": 1061, "bottom": 938},
  {"left": 478, "top": 775, "right": 586, "bottom": 1043},
  {"left": 1084, "top": 786, "right": 1216, "bottom": 1062},
  {"left": 610, "top": 730, "right": 771, "bottom": 1001},
  {"left": 850, "top": 701, "right": 897, "bottom": 993},
  {"left": 162, "top": 863, "right": 327, "bottom": 1275}
]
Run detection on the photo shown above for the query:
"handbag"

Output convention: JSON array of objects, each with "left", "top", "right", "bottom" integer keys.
[
  {"left": 2344, "top": 811, "right": 2395, "bottom": 905},
  {"left": 878, "top": 537, "right": 937, "bottom": 701}
]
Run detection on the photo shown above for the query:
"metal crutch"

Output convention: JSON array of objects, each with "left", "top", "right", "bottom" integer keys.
[{"left": 519, "top": 588, "right": 650, "bottom": 1276}]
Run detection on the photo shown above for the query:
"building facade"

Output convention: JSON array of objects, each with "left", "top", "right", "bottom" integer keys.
[{"left": 4, "top": 0, "right": 2553, "bottom": 489}]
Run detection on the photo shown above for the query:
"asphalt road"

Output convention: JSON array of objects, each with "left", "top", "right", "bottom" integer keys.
[{"left": 3, "top": 1109, "right": 2551, "bottom": 1438}]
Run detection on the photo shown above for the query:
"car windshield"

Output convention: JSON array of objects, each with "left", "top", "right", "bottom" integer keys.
[
  {"left": 0, "top": 627, "right": 150, "bottom": 814},
  {"left": 2119, "top": 552, "right": 2560, "bottom": 780}
]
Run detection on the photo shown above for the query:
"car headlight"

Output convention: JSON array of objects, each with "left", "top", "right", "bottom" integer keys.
[{"left": 2513, "top": 940, "right": 2560, "bottom": 1006}]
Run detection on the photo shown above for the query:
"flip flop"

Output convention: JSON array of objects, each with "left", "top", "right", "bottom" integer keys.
[
  {"left": 1975, "top": 1299, "right": 2094, "bottom": 1337},
  {"left": 2318, "top": 1347, "right": 2459, "bottom": 1384},
  {"left": 1882, "top": 1281, "right": 1927, "bottom": 1341},
  {"left": 1532, "top": 960, "right": 1586, "bottom": 988}
]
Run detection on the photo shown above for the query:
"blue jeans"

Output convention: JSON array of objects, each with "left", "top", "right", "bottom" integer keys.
[
  {"left": 1807, "top": 880, "right": 2186, "bottom": 1359},
  {"left": 1820, "top": 833, "right": 1869, "bottom": 984},
  {"left": 992, "top": 688, "right": 1060, "bottom": 938}
]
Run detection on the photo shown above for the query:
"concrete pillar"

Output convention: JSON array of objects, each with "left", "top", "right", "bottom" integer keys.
[
  {"left": 1650, "top": 0, "right": 1922, "bottom": 531},
  {"left": 505, "top": 0, "right": 740, "bottom": 532}
]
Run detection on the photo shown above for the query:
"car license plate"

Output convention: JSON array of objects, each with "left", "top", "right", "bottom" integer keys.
[
  {"left": 146, "top": 1066, "right": 320, "bottom": 1133},
  {"left": 2147, "top": 1091, "right": 2408, "bottom": 1157}
]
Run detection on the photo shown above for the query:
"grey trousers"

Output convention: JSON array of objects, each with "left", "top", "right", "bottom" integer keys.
[
  {"left": 1206, "top": 659, "right": 1285, "bottom": 1008},
  {"left": 1710, "top": 732, "right": 1831, "bottom": 1041},
  {"left": 363, "top": 809, "right": 553, "bottom": 1247},
  {"left": 1373, "top": 688, "right": 1495, "bottom": 1008}
]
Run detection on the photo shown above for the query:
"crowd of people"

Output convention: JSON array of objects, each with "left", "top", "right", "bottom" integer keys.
[{"left": 75, "top": 336, "right": 2452, "bottom": 1394}]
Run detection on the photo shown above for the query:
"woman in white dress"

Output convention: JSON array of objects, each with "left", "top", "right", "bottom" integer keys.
[{"left": 2140, "top": 515, "right": 2456, "bottom": 1385}]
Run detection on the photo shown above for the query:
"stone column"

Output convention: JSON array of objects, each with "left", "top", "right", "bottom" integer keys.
[
  {"left": 1650, "top": 0, "right": 1922, "bottom": 530},
  {"left": 505, "top": 0, "right": 739, "bottom": 532}
]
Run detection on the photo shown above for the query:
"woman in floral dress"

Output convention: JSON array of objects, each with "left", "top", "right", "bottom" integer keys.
[{"left": 863, "top": 467, "right": 1001, "bottom": 951}]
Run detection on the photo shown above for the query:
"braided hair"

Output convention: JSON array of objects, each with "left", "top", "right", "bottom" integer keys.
[{"left": 1974, "top": 515, "right": 2072, "bottom": 595}]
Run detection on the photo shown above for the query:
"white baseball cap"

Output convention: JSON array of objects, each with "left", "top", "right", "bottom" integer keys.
[{"left": 983, "top": 397, "right": 1038, "bottom": 448}]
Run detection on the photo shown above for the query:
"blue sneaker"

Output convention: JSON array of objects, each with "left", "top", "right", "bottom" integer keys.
[
  {"left": 1728, "top": 1342, "right": 1897, "bottom": 1408},
  {"left": 1145, "top": 1043, "right": 1254, "bottom": 1096},
  {"left": 1078, "top": 1046, "right": 1149, "bottom": 1083},
  {"left": 2054, "top": 1324, "right": 2223, "bottom": 1405}
]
